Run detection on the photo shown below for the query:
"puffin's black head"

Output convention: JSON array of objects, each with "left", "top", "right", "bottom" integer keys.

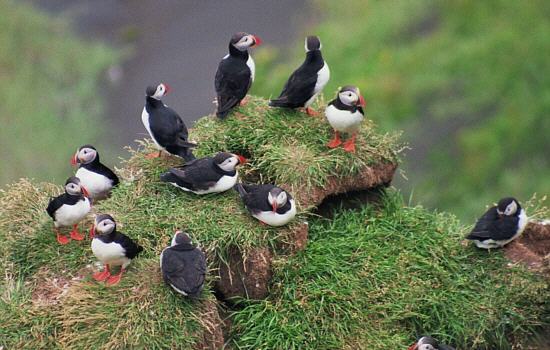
[
  {"left": 214, "top": 152, "right": 247, "bottom": 172},
  {"left": 92, "top": 214, "right": 116, "bottom": 236},
  {"left": 497, "top": 197, "right": 521, "bottom": 216},
  {"left": 71, "top": 144, "right": 98, "bottom": 166},
  {"left": 338, "top": 85, "right": 366, "bottom": 107},
  {"left": 230, "top": 32, "right": 262, "bottom": 51},
  {"left": 171, "top": 230, "right": 193, "bottom": 247},
  {"left": 305, "top": 35, "right": 321, "bottom": 52},
  {"left": 408, "top": 336, "right": 439, "bottom": 350},
  {"left": 146, "top": 83, "right": 171, "bottom": 100},
  {"left": 64, "top": 176, "right": 89, "bottom": 197},
  {"left": 267, "top": 187, "right": 289, "bottom": 212}
]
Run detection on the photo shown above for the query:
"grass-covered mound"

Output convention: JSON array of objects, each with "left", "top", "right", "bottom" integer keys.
[{"left": 229, "top": 193, "right": 550, "bottom": 349}]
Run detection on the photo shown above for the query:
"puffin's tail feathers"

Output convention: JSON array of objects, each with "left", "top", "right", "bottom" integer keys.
[
  {"left": 160, "top": 171, "right": 177, "bottom": 184},
  {"left": 269, "top": 98, "right": 291, "bottom": 108}
]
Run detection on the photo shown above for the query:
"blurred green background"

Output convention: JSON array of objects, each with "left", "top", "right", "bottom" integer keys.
[{"left": 0, "top": 0, "right": 548, "bottom": 220}]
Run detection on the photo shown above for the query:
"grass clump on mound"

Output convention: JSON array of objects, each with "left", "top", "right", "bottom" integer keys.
[
  {"left": 192, "top": 96, "right": 402, "bottom": 196},
  {"left": 229, "top": 192, "right": 550, "bottom": 349}
]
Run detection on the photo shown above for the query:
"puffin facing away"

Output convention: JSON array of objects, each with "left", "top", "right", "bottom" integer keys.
[
  {"left": 141, "top": 83, "right": 197, "bottom": 160},
  {"left": 90, "top": 214, "right": 143, "bottom": 286},
  {"left": 325, "top": 85, "right": 366, "bottom": 153},
  {"left": 160, "top": 231, "right": 207, "bottom": 298},
  {"left": 234, "top": 183, "right": 296, "bottom": 226},
  {"left": 72, "top": 145, "right": 119, "bottom": 200},
  {"left": 46, "top": 177, "right": 91, "bottom": 244},
  {"left": 160, "top": 152, "right": 246, "bottom": 195},
  {"left": 408, "top": 336, "right": 455, "bottom": 350},
  {"left": 466, "top": 197, "right": 528, "bottom": 249},
  {"left": 215, "top": 32, "right": 262, "bottom": 119},
  {"left": 269, "top": 36, "right": 330, "bottom": 116}
]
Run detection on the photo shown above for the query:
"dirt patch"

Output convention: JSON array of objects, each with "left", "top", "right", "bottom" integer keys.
[
  {"left": 291, "top": 162, "right": 398, "bottom": 209},
  {"left": 216, "top": 247, "right": 273, "bottom": 300},
  {"left": 195, "top": 299, "right": 225, "bottom": 350},
  {"left": 29, "top": 265, "right": 94, "bottom": 306},
  {"left": 505, "top": 221, "right": 550, "bottom": 273}
]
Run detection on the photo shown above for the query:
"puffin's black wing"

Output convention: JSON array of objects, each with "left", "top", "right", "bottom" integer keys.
[
  {"left": 490, "top": 216, "right": 521, "bottom": 240},
  {"left": 269, "top": 66, "right": 319, "bottom": 108},
  {"left": 466, "top": 207, "right": 519, "bottom": 241},
  {"left": 115, "top": 231, "right": 143, "bottom": 259},
  {"left": 239, "top": 184, "right": 276, "bottom": 213},
  {"left": 161, "top": 158, "right": 220, "bottom": 191},
  {"left": 148, "top": 107, "right": 183, "bottom": 146},
  {"left": 162, "top": 247, "right": 206, "bottom": 297},
  {"left": 46, "top": 195, "right": 64, "bottom": 219},
  {"left": 96, "top": 163, "right": 120, "bottom": 187},
  {"left": 466, "top": 207, "right": 498, "bottom": 240},
  {"left": 215, "top": 57, "right": 251, "bottom": 118}
]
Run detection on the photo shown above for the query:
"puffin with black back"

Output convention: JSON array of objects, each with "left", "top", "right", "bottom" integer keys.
[
  {"left": 71, "top": 145, "right": 119, "bottom": 201},
  {"left": 90, "top": 214, "right": 143, "bottom": 286},
  {"left": 234, "top": 183, "right": 297, "bottom": 226},
  {"left": 46, "top": 176, "right": 91, "bottom": 244},
  {"left": 269, "top": 36, "right": 330, "bottom": 116},
  {"left": 408, "top": 336, "right": 455, "bottom": 350},
  {"left": 325, "top": 85, "right": 366, "bottom": 153},
  {"left": 215, "top": 32, "right": 262, "bottom": 119},
  {"left": 160, "top": 152, "right": 246, "bottom": 195},
  {"left": 160, "top": 231, "right": 207, "bottom": 298},
  {"left": 466, "top": 197, "right": 528, "bottom": 249},
  {"left": 141, "top": 83, "right": 196, "bottom": 160}
]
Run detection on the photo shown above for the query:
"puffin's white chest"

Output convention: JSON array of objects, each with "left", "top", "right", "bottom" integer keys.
[
  {"left": 304, "top": 62, "right": 330, "bottom": 107},
  {"left": 141, "top": 107, "right": 163, "bottom": 150},
  {"left": 170, "top": 172, "right": 238, "bottom": 195},
  {"left": 54, "top": 198, "right": 91, "bottom": 227},
  {"left": 325, "top": 104, "right": 364, "bottom": 132},
  {"left": 76, "top": 167, "right": 113, "bottom": 199},
  {"left": 247, "top": 55, "right": 255, "bottom": 82},
  {"left": 91, "top": 238, "right": 128, "bottom": 266},
  {"left": 252, "top": 199, "right": 297, "bottom": 227}
]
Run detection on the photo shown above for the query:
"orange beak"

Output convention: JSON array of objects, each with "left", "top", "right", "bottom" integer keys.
[
  {"left": 272, "top": 203, "right": 277, "bottom": 212},
  {"left": 90, "top": 224, "right": 96, "bottom": 238},
  {"left": 237, "top": 155, "right": 247, "bottom": 164},
  {"left": 163, "top": 83, "right": 171, "bottom": 94},
  {"left": 252, "top": 35, "right": 262, "bottom": 46},
  {"left": 81, "top": 186, "right": 90, "bottom": 198},
  {"left": 358, "top": 95, "right": 366, "bottom": 107},
  {"left": 71, "top": 153, "right": 79, "bottom": 166},
  {"left": 407, "top": 344, "right": 417, "bottom": 350}
]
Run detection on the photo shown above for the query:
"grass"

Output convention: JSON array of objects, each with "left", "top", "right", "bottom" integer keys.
[
  {"left": 229, "top": 192, "right": 550, "bottom": 349},
  {"left": 0, "top": 0, "right": 119, "bottom": 185}
]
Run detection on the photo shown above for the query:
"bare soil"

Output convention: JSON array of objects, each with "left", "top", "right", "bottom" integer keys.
[{"left": 505, "top": 221, "right": 550, "bottom": 274}]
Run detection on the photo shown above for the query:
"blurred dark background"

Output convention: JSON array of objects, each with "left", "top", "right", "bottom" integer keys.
[{"left": 1, "top": 0, "right": 548, "bottom": 220}]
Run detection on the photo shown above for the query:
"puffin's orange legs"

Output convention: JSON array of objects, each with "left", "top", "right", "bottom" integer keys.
[
  {"left": 327, "top": 131, "right": 342, "bottom": 148},
  {"left": 93, "top": 264, "right": 111, "bottom": 282},
  {"left": 70, "top": 224, "right": 84, "bottom": 241},
  {"left": 106, "top": 268, "right": 125, "bottom": 286},
  {"left": 305, "top": 107, "right": 318, "bottom": 116},
  {"left": 145, "top": 151, "right": 162, "bottom": 159},
  {"left": 55, "top": 227, "right": 70, "bottom": 245},
  {"left": 343, "top": 133, "right": 357, "bottom": 153}
]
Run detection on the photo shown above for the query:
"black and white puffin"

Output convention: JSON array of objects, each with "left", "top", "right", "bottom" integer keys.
[
  {"left": 214, "top": 32, "right": 262, "bottom": 119},
  {"left": 90, "top": 214, "right": 143, "bottom": 286},
  {"left": 160, "top": 152, "right": 246, "bottom": 195},
  {"left": 325, "top": 85, "right": 366, "bottom": 153},
  {"left": 466, "top": 197, "right": 528, "bottom": 249},
  {"left": 46, "top": 176, "right": 91, "bottom": 245},
  {"left": 408, "top": 336, "right": 455, "bottom": 350},
  {"left": 71, "top": 145, "right": 119, "bottom": 200},
  {"left": 141, "top": 83, "right": 196, "bottom": 160},
  {"left": 234, "top": 183, "right": 297, "bottom": 226},
  {"left": 160, "top": 231, "right": 207, "bottom": 298},
  {"left": 269, "top": 36, "right": 330, "bottom": 116}
]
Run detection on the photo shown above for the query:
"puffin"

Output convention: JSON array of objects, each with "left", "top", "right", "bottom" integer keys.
[
  {"left": 234, "top": 183, "right": 297, "bottom": 226},
  {"left": 46, "top": 176, "right": 91, "bottom": 244},
  {"left": 71, "top": 144, "right": 119, "bottom": 200},
  {"left": 141, "top": 83, "right": 197, "bottom": 160},
  {"left": 160, "top": 231, "right": 207, "bottom": 298},
  {"left": 408, "top": 336, "right": 455, "bottom": 350},
  {"left": 325, "top": 85, "right": 366, "bottom": 153},
  {"left": 90, "top": 214, "right": 143, "bottom": 286},
  {"left": 466, "top": 197, "right": 528, "bottom": 249},
  {"left": 160, "top": 152, "right": 246, "bottom": 195},
  {"left": 269, "top": 36, "right": 330, "bottom": 116},
  {"left": 214, "top": 32, "right": 262, "bottom": 119}
]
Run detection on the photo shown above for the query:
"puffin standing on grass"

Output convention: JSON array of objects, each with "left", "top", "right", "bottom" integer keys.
[
  {"left": 160, "top": 231, "right": 207, "bottom": 298},
  {"left": 234, "top": 183, "right": 296, "bottom": 226},
  {"left": 90, "top": 214, "right": 143, "bottom": 286},
  {"left": 71, "top": 145, "right": 119, "bottom": 201},
  {"left": 141, "top": 83, "right": 197, "bottom": 160},
  {"left": 160, "top": 152, "right": 246, "bottom": 195},
  {"left": 215, "top": 32, "right": 262, "bottom": 119},
  {"left": 408, "top": 336, "right": 455, "bottom": 350},
  {"left": 466, "top": 197, "right": 528, "bottom": 249},
  {"left": 269, "top": 36, "right": 329, "bottom": 116},
  {"left": 46, "top": 177, "right": 91, "bottom": 244},
  {"left": 325, "top": 85, "right": 366, "bottom": 153}
]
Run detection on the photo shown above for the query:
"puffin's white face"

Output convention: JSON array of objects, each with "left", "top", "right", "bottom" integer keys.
[
  {"left": 268, "top": 190, "right": 288, "bottom": 211},
  {"left": 419, "top": 345, "right": 436, "bottom": 350},
  {"left": 217, "top": 155, "right": 239, "bottom": 172},
  {"left": 338, "top": 89, "right": 360, "bottom": 106},
  {"left": 233, "top": 35, "right": 257, "bottom": 51},
  {"left": 76, "top": 147, "right": 97, "bottom": 164},
  {"left": 503, "top": 201, "right": 518, "bottom": 216},
  {"left": 152, "top": 83, "right": 169, "bottom": 99},
  {"left": 65, "top": 181, "right": 83, "bottom": 196},
  {"left": 96, "top": 218, "right": 116, "bottom": 234}
]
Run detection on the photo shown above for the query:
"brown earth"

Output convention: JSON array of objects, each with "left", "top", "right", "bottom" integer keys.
[{"left": 505, "top": 221, "right": 550, "bottom": 274}]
